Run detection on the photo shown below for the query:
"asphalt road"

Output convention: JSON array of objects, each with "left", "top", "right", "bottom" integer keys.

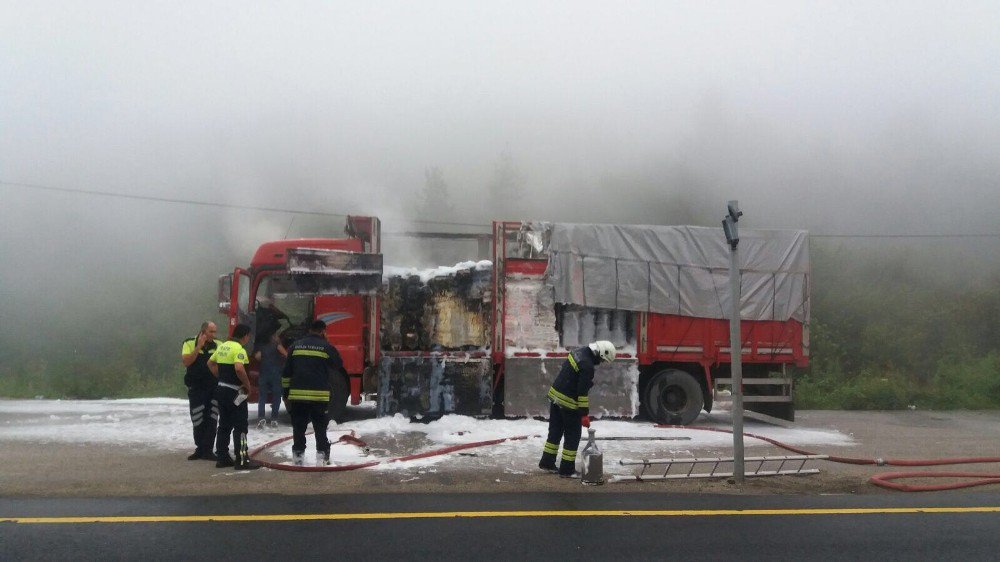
[{"left": 3, "top": 492, "right": 999, "bottom": 561}]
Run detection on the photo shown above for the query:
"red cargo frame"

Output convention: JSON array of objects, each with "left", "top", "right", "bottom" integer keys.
[{"left": 489, "top": 221, "right": 808, "bottom": 416}]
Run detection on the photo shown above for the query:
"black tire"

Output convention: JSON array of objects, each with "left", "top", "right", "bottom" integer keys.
[
  {"left": 328, "top": 373, "right": 349, "bottom": 424},
  {"left": 644, "top": 369, "right": 704, "bottom": 425}
]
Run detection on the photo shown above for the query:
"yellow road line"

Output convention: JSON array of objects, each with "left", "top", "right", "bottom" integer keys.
[{"left": 3, "top": 507, "right": 1000, "bottom": 524}]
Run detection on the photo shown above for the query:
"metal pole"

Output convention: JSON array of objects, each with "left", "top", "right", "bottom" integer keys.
[
  {"left": 724, "top": 199, "right": 745, "bottom": 483},
  {"left": 729, "top": 240, "right": 745, "bottom": 482}
]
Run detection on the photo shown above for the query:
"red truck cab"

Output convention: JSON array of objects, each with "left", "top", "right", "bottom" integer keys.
[{"left": 217, "top": 218, "right": 381, "bottom": 421}]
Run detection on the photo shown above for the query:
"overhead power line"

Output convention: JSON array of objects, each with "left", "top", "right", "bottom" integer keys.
[
  {"left": 0, "top": 180, "right": 489, "bottom": 229},
  {"left": 2, "top": 180, "right": 998, "bottom": 238},
  {"left": 810, "top": 233, "right": 999, "bottom": 239}
]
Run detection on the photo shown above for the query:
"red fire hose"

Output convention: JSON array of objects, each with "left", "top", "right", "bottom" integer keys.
[
  {"left": 250, "top": 423, "right": 999, "bottom": 490},
  {"left": 249, "top": 430, "right": 530, "bottom": 472},
  {"left": 658, "top": 424, "right": 1000, "bottom": 492}
]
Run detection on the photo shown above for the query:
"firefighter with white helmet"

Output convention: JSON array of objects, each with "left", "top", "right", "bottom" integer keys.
[{"left": 539, "top": 340, "right": 616, "bottom": 477}]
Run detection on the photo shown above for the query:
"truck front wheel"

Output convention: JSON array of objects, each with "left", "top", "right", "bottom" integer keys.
[{"left": 644, "top": 369, "right": 704, "bottom": 425}]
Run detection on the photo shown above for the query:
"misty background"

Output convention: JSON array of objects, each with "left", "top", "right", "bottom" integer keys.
[{"left": 1, "top": 2, "right": 997, "bottom": 403}]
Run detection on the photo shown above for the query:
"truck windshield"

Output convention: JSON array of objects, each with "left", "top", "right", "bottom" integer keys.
[{"left": 255, "top": 274, "right": 316, "bottom": 343}]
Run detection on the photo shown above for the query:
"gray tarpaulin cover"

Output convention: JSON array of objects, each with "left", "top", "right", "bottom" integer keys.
[{"left": 541, "top": 223, "right": 809, "bottom": 322}]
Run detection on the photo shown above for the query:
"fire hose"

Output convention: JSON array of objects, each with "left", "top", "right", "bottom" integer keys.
[
  {"left": 250, "top": 424, "right": 999, "bottom": 490},
  {"left": 249, "top": 430, "right": 531, "bottom": 472},
  {"left": 658, "top": 424, "right": 1000, "bottom": 492}
]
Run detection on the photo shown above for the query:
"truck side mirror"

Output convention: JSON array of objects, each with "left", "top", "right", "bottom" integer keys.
[{"left": 218, "top": 274, "right": 233, "bottom": 315}]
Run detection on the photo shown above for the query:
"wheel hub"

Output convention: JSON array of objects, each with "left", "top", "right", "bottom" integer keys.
[{"left": 661, "top": 385, "right": 687, "bottom": 412}]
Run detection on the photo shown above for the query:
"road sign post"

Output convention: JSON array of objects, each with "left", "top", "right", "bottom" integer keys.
[{"left": 722, "top": 200, "right": 745, "bottom": 483}]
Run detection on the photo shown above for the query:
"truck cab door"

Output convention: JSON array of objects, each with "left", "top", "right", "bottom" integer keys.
[{"left": 218, "top": 268, "right": 251, "bottom": 336}]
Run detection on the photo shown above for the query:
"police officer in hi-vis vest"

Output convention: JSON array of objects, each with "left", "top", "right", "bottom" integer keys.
[
  {"left": 181, "top": 321, "right": 219, "bottom": 461},
  {"left": 208, "top": 323, "right": 261, "bottom": 470}
]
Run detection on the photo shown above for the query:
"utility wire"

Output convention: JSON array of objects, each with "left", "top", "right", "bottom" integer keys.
[
  {"left": 0, "top": 180, "right": 489, "bottom": 229},
  {"left": 810, "top": 233, "right": 999, "bottom": 239},
  {"left": 3, "top": 179, "right": 998, "bottom": 238}
]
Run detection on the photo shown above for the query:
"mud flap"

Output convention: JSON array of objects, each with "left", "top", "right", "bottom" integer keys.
[
  {"left": 503, "top": 357, "right": 640, "bottom": 418},
  {"left": 377, "top": 355, "right": 493, "bottom": 418}
]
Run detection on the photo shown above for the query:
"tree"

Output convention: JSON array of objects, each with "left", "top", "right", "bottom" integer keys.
[
  {"left": 418, "top": 166, "right": 454, "bottom": 220},
  {"left": 487, "top": 148, "right": 525, "bottom": 220}
]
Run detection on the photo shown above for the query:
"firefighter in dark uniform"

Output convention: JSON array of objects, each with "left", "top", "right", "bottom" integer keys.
[
  {"left": 207, "top": 323, "right": 261, "bottom": 470},
  {"left": 282, "top": 320, "right": 345, "bottom": 466},
  {"left": 539, "top": 340, "right": 616, "bottom": 477},
  {"left": 181, "top": 321, "right": 219, "bottom": 461}
]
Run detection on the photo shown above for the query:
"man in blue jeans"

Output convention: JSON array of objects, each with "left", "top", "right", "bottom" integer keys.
[{"left": 255, "top": 331, "right": 287, "bottom": 427}]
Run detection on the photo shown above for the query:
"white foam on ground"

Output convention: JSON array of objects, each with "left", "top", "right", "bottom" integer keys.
[{"left": 0, "top": 399, "right": 855, "bottom": 476}]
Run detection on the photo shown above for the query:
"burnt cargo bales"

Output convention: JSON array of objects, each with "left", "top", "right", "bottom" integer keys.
[
  {"left": 378, "top": 262, "right": 493, "bottom": 418},
  {"left": 377, "top": 260, "right": 640, "bottom": 419},
  {"left": 380, "top": 261, "right": 492, "bottom": 352}
]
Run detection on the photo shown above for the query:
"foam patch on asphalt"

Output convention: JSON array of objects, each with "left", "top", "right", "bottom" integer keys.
[{"left": 0, "top": 399, "right": 855, "bottom": 474}]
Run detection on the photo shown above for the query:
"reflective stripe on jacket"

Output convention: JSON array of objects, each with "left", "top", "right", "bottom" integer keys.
[
  {"left": 282, "top": 334, "right": 344, "bottom": 402},
  {"left": 546, "top": 346, "right": 596, "bottom": 416}
]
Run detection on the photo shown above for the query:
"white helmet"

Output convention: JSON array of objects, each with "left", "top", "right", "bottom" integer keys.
[{"left": 589, "top": 340, "right": 617, "bottom": 363}]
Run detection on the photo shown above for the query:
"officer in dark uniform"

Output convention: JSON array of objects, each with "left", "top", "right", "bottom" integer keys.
[
  {"left": 282, "top": 320, "right": 344, "bottom": 466},
  {"left": 539, "top": 340, "right": 616, "bottom": 477},
  {"left": 181, "top": 321, "right": 219, "bottom": 461},
  {"left": 208, "top": 323, "right": 261, "bottom": 470}
]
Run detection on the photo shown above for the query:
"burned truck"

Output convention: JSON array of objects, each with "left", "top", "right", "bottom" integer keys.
[{"left": 218, "top": 216, "right": 809, "bottom": 425}]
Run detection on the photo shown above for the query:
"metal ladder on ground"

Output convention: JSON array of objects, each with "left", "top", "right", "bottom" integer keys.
[{"left": 613, "top": 454, "right": 827, "bottom": 482}]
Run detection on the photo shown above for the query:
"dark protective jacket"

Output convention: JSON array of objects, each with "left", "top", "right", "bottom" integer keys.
[
  {"left": 546, "top": 346, "right": 597, "bottom": 416},
  {"left": 282, "top": 334, "right": 344, "bottom": 402},
  {"left": 182, "top": 337, "right": 218, "bottom": 387}
]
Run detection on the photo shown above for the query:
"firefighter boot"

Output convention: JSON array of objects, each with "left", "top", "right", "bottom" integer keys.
[
  {"left": 235, "top": 433, "right": 261, "bottom": 470},
  {"left": 316, "top": 449, "right": 331, "bottom": 466},
  {"left": 292, "top": 451, "right": 304, "bottom": 466},
  {"left": 235, "top": 457, "right": 262, "bottom": 471},
  {"left": 215, "top": 453, "right": 235, "bottom": 468},
  {"left": 558, "top": 450, "right": 578, "bottom": 478},
  {"left": 539, "top": 441, "right": 558, "bottom": 472},
  {"left": 234, "top": 448, "right": 261, "bottom": 470},
  {"left": 539, "top": 455, "right": 558, "bottom": 473}
]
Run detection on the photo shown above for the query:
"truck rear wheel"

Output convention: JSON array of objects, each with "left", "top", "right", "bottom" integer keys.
[
  {"left": 328, "top": 374, "right": 349, "bottom": 424},
  {"left": 644, "top": 369, "right": 704, "bottom": 425}
]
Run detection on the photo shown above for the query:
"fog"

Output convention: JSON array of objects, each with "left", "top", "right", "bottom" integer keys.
[{"left": 1, "top": 1, "right": 998, "bottom": 363}]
